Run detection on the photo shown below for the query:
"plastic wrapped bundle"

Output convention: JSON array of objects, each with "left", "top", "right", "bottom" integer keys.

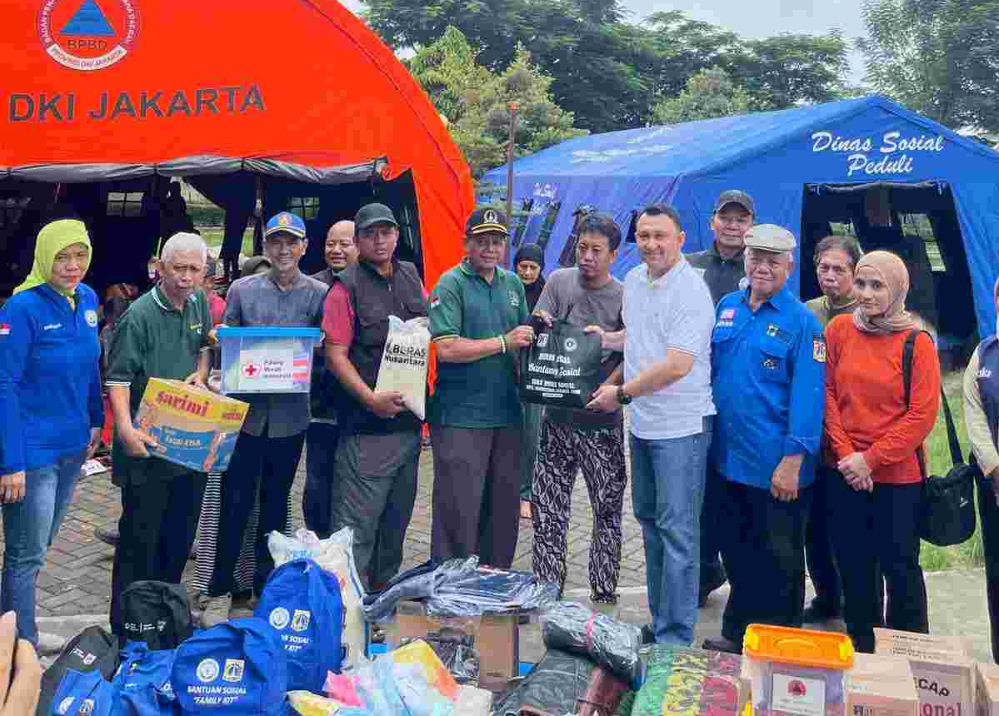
[
  {"left": 491, "top": 650, "right": 629, "bottom": 716},
  {"left": 632, "top": 645, "right": 742, "bottom": 716},
  {"left": 539, "top": 601, "right": 643, "bottom": 685},
  {"left": 425, "top": 558, "right": 559, "bottom": 618}
]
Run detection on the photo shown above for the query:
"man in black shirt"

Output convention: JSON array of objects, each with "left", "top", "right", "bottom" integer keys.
[
  {"left": 687, "top": 190, "right": 755, "bottom": 608},
  {"left": 687, "top": 190, "right": 755, "bottom": 304}
]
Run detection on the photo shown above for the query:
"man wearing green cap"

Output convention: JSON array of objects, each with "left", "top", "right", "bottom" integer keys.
[{"left": 428, "top": 208, "right": 535, "bottom": 568}]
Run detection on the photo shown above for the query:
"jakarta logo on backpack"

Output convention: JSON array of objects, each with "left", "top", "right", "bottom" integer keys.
[
  {"left": 291, "top": 610, "right": 311, "bottom": 632},
  {"left": 223, "top": 659, "right": 245, "bottom": 683}
]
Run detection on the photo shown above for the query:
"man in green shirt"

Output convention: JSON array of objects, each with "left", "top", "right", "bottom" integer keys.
[
  {"left": 428, "top": 208, "right": 535, "bottom": 568},
  {"left": 805, "top": 235, "right": 861, "bottom": 328},
  {"left": 105, "top": 232, "right": 212, "bottom": 636}
]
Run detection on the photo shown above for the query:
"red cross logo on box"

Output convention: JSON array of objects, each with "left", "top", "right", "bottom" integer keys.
[{"left": 242, "top": 362, "right": 260, "bottom": 378}]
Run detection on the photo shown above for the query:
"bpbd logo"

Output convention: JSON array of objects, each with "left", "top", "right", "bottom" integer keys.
[{"left": 38, "top": 0, "right": 140, "bottom": 71}]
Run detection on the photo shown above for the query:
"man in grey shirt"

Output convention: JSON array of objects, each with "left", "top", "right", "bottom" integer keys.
[
  {"left": 531, "top": 212, "right": 626, "bottom": 606},
  {"left": 201, "top": 211, "right": 329, "bottom": 627}
]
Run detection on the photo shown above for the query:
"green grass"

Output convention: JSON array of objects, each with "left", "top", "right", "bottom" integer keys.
[
  {"left": 919, "top": 370, "right": 985, "bottom": 571},
  {"left": 199, "top": 226, "right": 256, "bottom": 259}
]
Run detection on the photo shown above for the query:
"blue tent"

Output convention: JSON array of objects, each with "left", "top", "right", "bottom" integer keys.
[{"left": 482, "top": 96, "right": 999, "bottom": 340}]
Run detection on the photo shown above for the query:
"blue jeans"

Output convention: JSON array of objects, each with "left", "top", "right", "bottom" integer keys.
[
  {"left": 630, "top": 416, "right": 713, "bottom": 645},
  {"left": 2, "top": 449, "right": 86, "bottom": 645}
]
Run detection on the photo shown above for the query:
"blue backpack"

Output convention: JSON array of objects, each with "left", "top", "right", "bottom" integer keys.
[
  {"left": 254, "top": 558, "right": 344, "bottom": 691},
  {"left": 172, "top": 618, "right": 287, "bottom": 716},
  {"left": 49, "top": 669, "right": 117, "bottom": 716},
  {"left": 114, "top": 642, "right": 177, "bottom": 716}
]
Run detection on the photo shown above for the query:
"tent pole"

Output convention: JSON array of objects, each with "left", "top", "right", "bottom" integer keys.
[{"left": 505, "top": 102, "right": 517, "bottom": 266}]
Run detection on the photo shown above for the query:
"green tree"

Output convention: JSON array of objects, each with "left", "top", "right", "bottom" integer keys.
[
  {"left": 409, "top": 27, "right": 586, "bottom": 176},
  {"left": 363, "top": 0, "right": 852, "bottom": 132},
  {"left": 651, "top": 68, "right": 752, "bottom": 124},
  {"left": 858, "top": 0, "right": 999, "bottom": 131}
]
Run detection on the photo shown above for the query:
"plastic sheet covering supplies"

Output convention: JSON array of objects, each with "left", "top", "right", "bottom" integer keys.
[
  {"left": 491, "top": 650, "right": 630, "bottom": 716},
  {"left": 362, "top": 556, "right": 558, "bottom": 622},
  {"left": 539, "top": 601, "right": 643, "bottom": 685}
]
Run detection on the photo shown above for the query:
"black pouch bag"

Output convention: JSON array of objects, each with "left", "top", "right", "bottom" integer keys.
[
  {"left": 520, "top": 318, "right": 603, "bottom": 410},
  {"left": 37, "top": 626, "right": 119, "bottom": 716},
  {"left": 902, "top": 330, "right": 977, "bottom": 546},
  {"left": 121, "top": 580, "right": 193, "bottom": 650}
]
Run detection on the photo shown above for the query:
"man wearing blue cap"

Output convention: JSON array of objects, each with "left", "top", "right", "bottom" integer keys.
[{"left": 201, "top": 212, "right": 329, "bottom": 628}]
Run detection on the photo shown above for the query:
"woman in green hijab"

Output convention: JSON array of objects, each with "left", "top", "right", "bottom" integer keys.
[{"left": 0, "top": 219, "right": 104, "bottom": 648}]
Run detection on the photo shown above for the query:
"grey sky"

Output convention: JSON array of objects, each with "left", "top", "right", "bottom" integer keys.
[
  {"left": 625, "top": 0, "right": 867, "bottom": 82},
  {"left": 342, "top": 0, "right": 868, "bottom": 82}
]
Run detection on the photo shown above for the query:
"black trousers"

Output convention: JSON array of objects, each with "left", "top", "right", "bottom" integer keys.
[
  {"left": 720, "top": 480, "right": 810, "bottom": 644},
  {"left": 699, "top": 462, "right": 728, "bottom": 591},
  {"left": 805, "top": 466, "right": 843, "bottom": 616},
  {"left": 207, "top": 430, "right": 306, "bottom": 598},
  {"left": 827, "top": 474, "right": 927, "bottom": 653},
  {"left": 430, "top": 425, "right": 522, "bottom": 569},
  {"left": 303, "top": 421, "right": 340, "bottom": 538},
  {"left": 978, "top": 473, "right": 999, "bottom": 663},
  {"left": 110, "top": 470, "right": 206, "bottom": 634}
]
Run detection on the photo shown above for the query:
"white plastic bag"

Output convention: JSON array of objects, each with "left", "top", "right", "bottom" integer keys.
[
  {"left": 373, "top": 316, "right": 430, "bottom": 420},
  {"left": 269, "top": 528, "right": 367, "bottom": 669}
]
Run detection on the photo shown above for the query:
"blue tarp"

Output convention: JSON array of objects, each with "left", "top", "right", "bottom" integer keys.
[{"left": 482, "top": 96, "right": 999, "bottom": 337}]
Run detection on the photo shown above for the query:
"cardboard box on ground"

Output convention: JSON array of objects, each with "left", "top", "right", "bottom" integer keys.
[
  {"left": 386, "top": 599, "right": 518, "bottom": 691},
  {"left": 977, "top": 662, "right": 999, "bottom": 716},
  {"left": 875, "top": 629, "right": 974, "bottom": 716},
  {"left": 848, "top": 653, "right": 919, "bottom": 716}
]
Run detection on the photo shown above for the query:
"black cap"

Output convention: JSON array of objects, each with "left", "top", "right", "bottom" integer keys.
[
  {"left": 354, "top": 203, "right": 398, "bottom": 231},
  {"left": 713, "top": 190, "right": 755, "bottom": 215},
  {"left": 465, "top": 207, "right": 509, "bottom": 236}
]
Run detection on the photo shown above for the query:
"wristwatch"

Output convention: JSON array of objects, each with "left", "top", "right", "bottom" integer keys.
[{"left": 616, "top": 386, "right": 632, "bottom": 405}]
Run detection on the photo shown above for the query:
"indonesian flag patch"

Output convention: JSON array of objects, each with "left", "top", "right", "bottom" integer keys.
[
  {"left": 430, "top": 296, "right": 441, "bottom": 310},
  {"left": 0, "top": 323, "right": 10, "bottom": 336}
]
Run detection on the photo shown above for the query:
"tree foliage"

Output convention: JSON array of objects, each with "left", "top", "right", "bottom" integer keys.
[
  {"left": 858, "top": 0, "right": 999, "bottom": 131},
  {"left": 651, "top": 68, "right": 752, "bottom": 125},
  {"left": 409, "top": 27, "right": 586, "bottom": 176},
  {"left": 362, "top": 0, "right": 851, "bottom": 133}
]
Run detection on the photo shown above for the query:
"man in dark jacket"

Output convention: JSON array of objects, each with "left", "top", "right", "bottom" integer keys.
[
  {"left": 323, "top": 205, "right": 425, "bottom": 590},
  {"left": 304, "top": 221, "right": 356, "bottom": 537}
]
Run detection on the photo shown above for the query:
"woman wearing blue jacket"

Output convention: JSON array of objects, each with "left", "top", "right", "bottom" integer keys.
[{"left": 0, "top": 219, "right": 103, "bottom": 646}]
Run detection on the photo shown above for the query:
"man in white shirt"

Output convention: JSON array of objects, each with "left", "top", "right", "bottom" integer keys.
[{"left": 588, "top": 203, "right": 716, "bottom": 645}]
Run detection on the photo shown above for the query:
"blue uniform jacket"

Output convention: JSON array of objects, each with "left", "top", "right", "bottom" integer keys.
[
  {"left": 710, "top": 286, "right": 825, "bottom": 490},
  {"left": 0, "top": 283, "right": 103, "bottom": 474}
]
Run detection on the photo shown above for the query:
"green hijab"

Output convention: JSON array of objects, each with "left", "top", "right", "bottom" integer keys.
[{"left": 14, "top": 219, "right": 92, "bottom": 308}]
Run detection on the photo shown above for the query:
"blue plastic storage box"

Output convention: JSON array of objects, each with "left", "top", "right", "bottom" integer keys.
[{"left": 217, "top": 326, "right": 322, "bottom": 395}]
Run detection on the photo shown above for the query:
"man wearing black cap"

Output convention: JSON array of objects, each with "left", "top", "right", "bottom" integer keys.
[
  {"left": 428, "top": 208, "right": 535, "bottom": 568},
  {"left": 687, "top": 190, "right": 755, "bottom": 304},
  {"left": 687, "top": 189, "right": 755, "bottom": 608},
  {"left": 323, "top": 203, "right": 426, "bottom": 591}
]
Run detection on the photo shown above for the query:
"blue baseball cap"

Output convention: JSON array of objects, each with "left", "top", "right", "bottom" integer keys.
[
  {"left": 264, "top": 212, "right": 307, "bottom": 240},
  {"left": 172, "top": 618, "right": 288, "bottom": 716}
]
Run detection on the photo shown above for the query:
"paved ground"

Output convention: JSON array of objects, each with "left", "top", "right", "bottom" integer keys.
[{"left": 14, "top": 445, "right": 997, "bottom": 665}]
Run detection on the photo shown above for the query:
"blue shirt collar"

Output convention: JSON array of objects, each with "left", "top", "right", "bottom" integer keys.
[{"left": 741, "top": 284, "right": 794, "bottom": 312}]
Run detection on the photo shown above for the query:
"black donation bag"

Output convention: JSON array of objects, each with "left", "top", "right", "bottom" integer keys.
[
  {"left": 520, "top": 318, "right": 603, "bottom": 410},
  {"left": 902, "top": 329, "right": 977, "bottom": 546}
]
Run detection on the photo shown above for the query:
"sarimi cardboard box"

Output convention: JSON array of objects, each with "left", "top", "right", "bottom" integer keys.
[
  {"left": 976, "top": 662, "right": 999, "bottom": 716},
  {"left": 135, "top": 378, "right": 249, "bottom": 473},
  {"left": 848, "top": 653, "right": 919, "bottom": 716},
  {"left": 875, "top": 629, "right": 973, "bottom": 716},
  {"left": 386, "top": 599, "right": 518, "bottom": 691}
]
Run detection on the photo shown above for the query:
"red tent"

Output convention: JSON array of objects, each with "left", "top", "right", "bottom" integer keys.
[{"left": 0, "top": 0, "right": 474, "bottom": 289}]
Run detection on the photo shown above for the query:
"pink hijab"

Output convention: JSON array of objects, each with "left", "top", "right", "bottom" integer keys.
[{"left": 853, "top": 251, "right": 917, "bottom": 334}]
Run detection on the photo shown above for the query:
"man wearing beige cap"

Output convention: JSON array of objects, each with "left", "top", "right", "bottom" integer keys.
[{"left": 701, "top": 224, "right": 825, "bottom": 654}]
